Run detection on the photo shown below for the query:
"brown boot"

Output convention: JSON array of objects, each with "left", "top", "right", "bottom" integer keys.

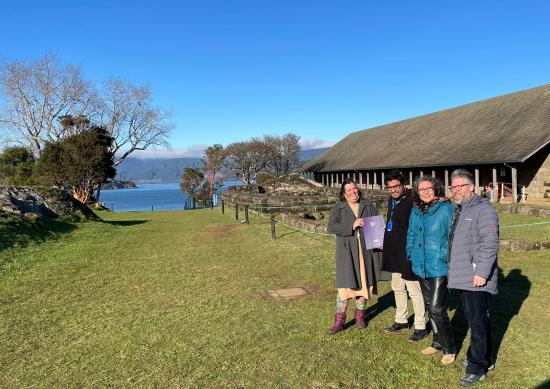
[
  {"left": 354, "top": 309, "right": 367, "bottom": 329},
  {"left": 328, "top": 312, "right": 347, "bottom": 335}
]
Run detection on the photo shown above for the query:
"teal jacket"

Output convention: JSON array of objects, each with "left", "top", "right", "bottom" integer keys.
[{"left": 406, "top": 200, "right": 454, "bottom": 278}]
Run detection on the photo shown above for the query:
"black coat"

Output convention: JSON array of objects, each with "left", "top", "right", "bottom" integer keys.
[
  {"left": 381, "top": 189, "right": 417, "bottom": 281},
  {"left": 328, "top": 199, "right": 390, "bottom": 289}
]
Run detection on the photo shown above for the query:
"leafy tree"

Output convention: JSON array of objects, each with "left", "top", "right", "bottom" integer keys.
[
  {"left": 35, "top": 126, "right": 116, "bottom": 203},
  {"left": 203, "top": 144, "right": 225, "bottom": 201},
  {"left": 180, "top": 168, "right": 210, "bottom": 209},
  {"left": 0, "top": 146, "right": 36, "bottom": 186}
]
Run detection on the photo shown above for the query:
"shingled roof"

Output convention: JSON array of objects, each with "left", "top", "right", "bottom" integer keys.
[{"left": 303, "top": 84, "right": 550, "bottom": 172}]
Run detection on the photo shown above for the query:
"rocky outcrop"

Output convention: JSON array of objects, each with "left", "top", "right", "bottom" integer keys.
[
  {"left": 102, "top": 180, "right": 137, "bottom": 190},
  {"left": 0, "top": 187, "right": 100, "bottom": 220}
]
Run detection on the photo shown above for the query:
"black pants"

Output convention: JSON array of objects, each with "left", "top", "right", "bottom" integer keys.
[
  {"left": 420, "top": 277, "right": 456, "bottom": 354},
  {"left": 460, "top": 290, "right": 492, "bottom": 375}
]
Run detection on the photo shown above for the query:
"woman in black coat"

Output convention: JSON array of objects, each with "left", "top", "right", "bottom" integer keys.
[{"left": 327, "top": 178, "right": 387, "bottom": 335}]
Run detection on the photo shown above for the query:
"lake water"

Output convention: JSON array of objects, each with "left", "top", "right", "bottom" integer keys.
[{"left": 100, "top": 181, "right": 241, "bottom": 212}]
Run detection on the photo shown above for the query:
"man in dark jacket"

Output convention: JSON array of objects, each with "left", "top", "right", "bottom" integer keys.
[
  {"left": 381, "top": 170, "right": 427, "bottom": 342},
  {"left": 448, "top": 169, "right": 499, "bottom": 387}
]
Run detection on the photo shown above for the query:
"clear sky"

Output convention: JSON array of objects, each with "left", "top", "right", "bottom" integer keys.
[{"left": 1, "top": 0, "right": 550, "bottom": 157}]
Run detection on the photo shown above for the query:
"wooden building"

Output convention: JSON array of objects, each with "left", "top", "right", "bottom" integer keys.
[{"left": 303, "top": 84, "right": 550, "bottom": 202}]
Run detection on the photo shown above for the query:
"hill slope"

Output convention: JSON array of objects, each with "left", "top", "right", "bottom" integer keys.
[{"left": 116, "top": 147, "right": 329, "bottom": 183}]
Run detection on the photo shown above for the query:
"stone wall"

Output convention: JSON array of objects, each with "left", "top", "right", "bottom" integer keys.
[
  {"left": 222, "top": 187, "right": 388, "bottom": 214},
  {"left": 523, "top": 143, "right": 550, "bottom": 199}
]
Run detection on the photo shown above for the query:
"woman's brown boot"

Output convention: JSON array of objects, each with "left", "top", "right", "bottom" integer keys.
[{"left": 328, "top": 312, "right": 347, "bottom": 335}]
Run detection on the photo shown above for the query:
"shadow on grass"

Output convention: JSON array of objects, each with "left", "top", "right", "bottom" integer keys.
[
  {"left": 344, "top": 291, "right": 395, "bottom": 329},
  {"left": 450, "top": 268, "right": 531, "bottom": 362},
  {"left": 533, "top": 379, "right": 550, "bottom": 389},
  {"left": 0, "top": 217, "right": 78, "bottom": 254},
  {"left": 102, "top": 220, "right": 148, "bottom": 226}
]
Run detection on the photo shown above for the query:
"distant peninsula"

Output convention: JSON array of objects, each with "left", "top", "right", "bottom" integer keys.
[{"left": 102, "top": 180, "right": 138, "bottom": 190}]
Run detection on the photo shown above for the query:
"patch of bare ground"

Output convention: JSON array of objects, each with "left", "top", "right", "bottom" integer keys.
[{"left": 197, "top": 223, "right": 242, "bottom": 241}]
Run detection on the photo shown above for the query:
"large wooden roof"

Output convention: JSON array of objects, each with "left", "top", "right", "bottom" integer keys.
[{"left": 304, "top": 84, "right": 550, "bottom": 172}]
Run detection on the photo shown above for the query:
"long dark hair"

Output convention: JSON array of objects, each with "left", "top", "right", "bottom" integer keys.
[{"left": 339, "top": 178, "right": 362, "bottom": 201}]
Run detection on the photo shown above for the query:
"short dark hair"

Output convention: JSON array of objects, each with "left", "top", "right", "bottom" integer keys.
[
  {"left": 385, "top": 170, "right": 405, "bottom": 185},
  {"left": 339, "top": 178, "right": 362, "bottom": 201},
  {"left": 451, "top": 169, "right": 474, "bottom": 185},
  {"left": 412, "top": 175, "right": 445, "bottom": 203}
]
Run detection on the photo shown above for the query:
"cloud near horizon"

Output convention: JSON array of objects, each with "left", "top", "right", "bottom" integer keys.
[{"left": 122, "top": 138, "right": 334, "bottom": 159}]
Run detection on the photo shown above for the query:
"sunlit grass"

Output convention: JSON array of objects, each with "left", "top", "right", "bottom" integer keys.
[{"left": 0, "top": 209, "right": 548, "bottom": 388}]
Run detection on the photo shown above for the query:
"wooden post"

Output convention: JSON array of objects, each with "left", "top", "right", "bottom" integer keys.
[
  {"left": 419, "top": 170, "right": 424, "bottom": 177},
  {"left": 444, "top": 169, "right": 450, "bottom": 197},
  {"left": 359, "top": 172, "right": 363, "bottom": 186},
  {"left": 245, "top": 205, "right": 249, "bottom": 224},
  {"left": 222, "top": 200, "right": 225, "bottom": 214},
  {"left": 373, "top": 172, "right": 377, "bottom": 189},
  {"left": 235, "top": 203, "right": 239, "bottom": 221},
  {"left": 512, "top": 165, "right": 518, "bottom": 203},
  {"left": 409, "top": 171, "right": 413, "bottom": 187},
  {"left": 381, "top": 171, "right": 385, "bottom": 189},
  {"left": 492, "top": 167, "right": 498, "bottom": 203},
  {"left": 475, "top": 168, "right": 480, "bottom": 195},
  {"left": 271, "top": 215, "right": 276, "bottom": 239},
  {"left": 432, "top": 169, "right": 436, "bottom": 178},
  {"left": 366, "top": 172, "right": 370, "bottom": 188}
]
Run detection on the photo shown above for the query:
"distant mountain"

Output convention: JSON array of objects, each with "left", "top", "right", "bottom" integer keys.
[
  {"left": 116, "top": 147, "right": 330, "bottom": 183},
  {"left": 299, "top": 147, "right": 329, "bottom": 162}
]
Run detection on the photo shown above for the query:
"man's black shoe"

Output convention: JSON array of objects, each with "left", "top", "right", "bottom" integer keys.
[
  {"left": 382, "top": 322, "right": 408, "bottom": 333},
  {"left": 459, "top": 373, "right": 486, "bottom": 387},
  {"left": 408, "top": 329, "right": 428, "bottom": 342},
  {"left": 460, "top": 359, "right": 495, "bottom": 371}
]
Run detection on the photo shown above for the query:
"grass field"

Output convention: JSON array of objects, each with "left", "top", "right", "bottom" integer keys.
[{"left": 0, "top": 209, "right": 549, "bottom": 388}]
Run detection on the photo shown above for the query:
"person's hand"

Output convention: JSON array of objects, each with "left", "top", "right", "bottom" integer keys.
[
  {"left": 473, "top": 275, "right": 487, "bottom": 287},
  {"left": 353, "top": 218, "right": 365, "bottom": 230}
]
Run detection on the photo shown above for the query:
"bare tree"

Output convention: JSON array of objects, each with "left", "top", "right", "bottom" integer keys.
[
  {"left": 223, "top": 138, "right": 269, "bottom": 186},
  {"left": 0, "top": 54, "right": 97, "bottom": 157},
  {"left": 0, "top": 56, "right": 173, "bottom": 167},
  {"left": 96, "top": 78, "right": 173, "bottom": 166},
  {"left": 264, "top": 133, "right": 301, "bottom": 176}
]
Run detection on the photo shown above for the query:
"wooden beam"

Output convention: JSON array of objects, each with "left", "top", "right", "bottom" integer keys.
[
  {"left": 475, "top": 168, "right": 480, "bottom": 195},
  {"left": 512, "top": 165, "right": 518, "bottom": 203},
  {"left": 445, "top": 169, "right": 449, "bottom": 197}
]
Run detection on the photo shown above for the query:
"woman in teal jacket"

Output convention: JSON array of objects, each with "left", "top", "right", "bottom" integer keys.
[{"left": 407, "top": 175, "right": 456, "bottom": 365}]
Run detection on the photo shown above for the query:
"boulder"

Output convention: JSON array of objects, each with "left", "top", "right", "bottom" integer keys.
[{"left": 0, "top": 187, "right": 100, "bottom": 221}]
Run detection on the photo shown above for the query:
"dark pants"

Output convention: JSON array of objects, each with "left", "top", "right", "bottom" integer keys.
[
  {"left": 420, "top": 277, "right": 456, "bottom": 354},
  {"left": 460, "top": 290, "right": 492, "bottom": 375}
]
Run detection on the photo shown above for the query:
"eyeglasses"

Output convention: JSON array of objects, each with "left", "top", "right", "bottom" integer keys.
[
  {"left": 417, "top": 187, "right": 434, "bottom": 193},
  {"left": 450, "top": 183, "right": 470, "bottom": 191},
  {"left": 386, "top": 184, "right": 402, "bottom": 192}
]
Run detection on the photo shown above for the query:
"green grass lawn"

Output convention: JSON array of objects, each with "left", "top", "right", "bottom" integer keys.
[{"left": 0, "top": 209, "right": 549, "bottom": 388}]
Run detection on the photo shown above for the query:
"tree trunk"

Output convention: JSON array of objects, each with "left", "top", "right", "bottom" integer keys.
[{"left": 73, "top": 184, "right": 92, "bottom": 204}]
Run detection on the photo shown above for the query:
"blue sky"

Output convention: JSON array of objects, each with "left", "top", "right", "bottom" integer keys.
[{"left": 2, "top": 0, "right": 550, "bottom": 157}]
